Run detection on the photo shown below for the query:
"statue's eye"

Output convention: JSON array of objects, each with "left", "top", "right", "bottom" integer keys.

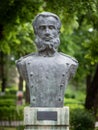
[
  {"left": 39, "top": 26, "right": 46, "bottom": 30},
  {"left": 49, "top": 25, "right": 55, "bottom": 30}
]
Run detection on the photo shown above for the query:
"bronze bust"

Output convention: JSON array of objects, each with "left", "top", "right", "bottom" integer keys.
[{"left": 16, "top": 12, "right": 78, "bottom": 107}]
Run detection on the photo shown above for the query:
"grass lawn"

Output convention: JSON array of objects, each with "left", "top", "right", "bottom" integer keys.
[
  {"left": 0, "top": 126, "right": 24, "bottom": 130},
  {"left": 0, "top": 127, "right": 16, "bottom": 130}
]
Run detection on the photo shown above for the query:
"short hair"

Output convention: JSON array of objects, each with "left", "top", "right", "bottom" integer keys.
[{"left": 33, "top": 12, "right": 61, "bottom": 34}]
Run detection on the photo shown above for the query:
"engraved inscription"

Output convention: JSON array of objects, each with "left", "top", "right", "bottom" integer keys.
[{"left": 37, "top": 111, "right": 57, "bottom": 121}]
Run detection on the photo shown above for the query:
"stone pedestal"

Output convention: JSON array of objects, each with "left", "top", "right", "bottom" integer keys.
[{"left": 24, "top": 106, "right": 69, "bottom": 130}]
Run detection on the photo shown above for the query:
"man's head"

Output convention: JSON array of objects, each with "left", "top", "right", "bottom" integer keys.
[{"left": 33, "top": 12, "right": 61, "bottom": 55}]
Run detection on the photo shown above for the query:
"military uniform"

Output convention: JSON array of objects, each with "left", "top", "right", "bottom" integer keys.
[{"left": 16, "top": 52, "right": 78, "bottom": 107}]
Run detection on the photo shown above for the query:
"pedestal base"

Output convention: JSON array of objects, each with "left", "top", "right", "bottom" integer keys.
[{"left": 24, "top": 107, "right": 69, "bottom": 130}]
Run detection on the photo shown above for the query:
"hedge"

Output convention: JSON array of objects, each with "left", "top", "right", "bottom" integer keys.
[
  {"left": 0, "top": 99, "right": 16, "bottom": 107},
  {"left": 70, "top": 108, "right": 95, "bottom": 130},
  {"left": 0, "top": 106, "right": 23, "bottom": 121}
]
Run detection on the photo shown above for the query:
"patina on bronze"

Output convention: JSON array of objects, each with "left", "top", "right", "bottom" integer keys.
[{"left": 16, "top": 12, "right": 78, "bottom": 107}]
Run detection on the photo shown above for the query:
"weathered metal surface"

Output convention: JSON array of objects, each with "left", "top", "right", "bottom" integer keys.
[{"left": 16, "top": 12, "right": 78, "bottom": 107}]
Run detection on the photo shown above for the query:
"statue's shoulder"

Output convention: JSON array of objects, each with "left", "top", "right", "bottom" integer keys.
[
  {"left": 16, "top": 53, "right": 35, "bottom": 64},
  {"left": 59, "top": 52, "right": 78, "bottom": 64},
  {"left": 16, "top": 53, "right": 36, "bottom": 81}
]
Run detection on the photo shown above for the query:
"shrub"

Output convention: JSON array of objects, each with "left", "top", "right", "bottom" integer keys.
[
  {"left": 64, "top": 98, "right": 84, "bottom": 109},
  {"left": 0, "top": 95, "right": 16, "bottom": 99},
  {"left": 0, "top": 99, "right": 16, "bottom": 106},
  {"left": 65, "top": 93, "right": 75, "bottom": 99},
  {"left": 0, "top": 106, "right": 24, "bottom": 121},
  {"left": 16, "top": 125, "right": 24, "bottom": 130},
  {"left": 70, "top": 108, "right": 95, "bottom": 130}
]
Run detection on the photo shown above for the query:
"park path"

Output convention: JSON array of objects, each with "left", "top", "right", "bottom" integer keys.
[
  {"left": 0, "top": 121, "right": 98, "bottom": 127},
  {"left": 0, "top": 121, "right": 23, "bottom": 126}
]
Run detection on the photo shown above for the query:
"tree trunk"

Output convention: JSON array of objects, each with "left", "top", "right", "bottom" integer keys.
[
  {"left": 1, "top": 77, "right": 6, "bottom": 92},
  {"left": 94, "top": 92, "right": 98, "bottom": 116},
  {"left": 18, "top": 76, "right": 23, "bottom": 91},
  {"left": 85, "top": 74, "right": 93, "bottom": 109},
  {"left": 0, "top": 51, "right": 7, "bottom": 92},
  {"left": 85, "top": 64, "right": 98, "bottom": 113},
  {"left": 92, "top": 65, "right": 98, "bottom": 115},
  {"left": 0, "top": 24, "right": 3, "bottom": 39}
]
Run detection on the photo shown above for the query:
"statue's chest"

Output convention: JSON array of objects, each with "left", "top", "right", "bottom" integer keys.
[
  {"left": 26, "top": 57, "right": 69, "bottom": 86},
  {"left": 25, "top": 57, "right": 70, "bottom": 107}
]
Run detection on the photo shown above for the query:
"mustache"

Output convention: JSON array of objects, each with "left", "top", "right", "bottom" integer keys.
[
  {"left": 42, "top": 36, "right": 55, "bottom": 41},
  {"left": 36, "top": 42, "right": 54, "bottom": 52}
]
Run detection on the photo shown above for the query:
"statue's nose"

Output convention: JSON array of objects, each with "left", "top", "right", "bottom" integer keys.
[
  {"left": 45, "top": 33, "right": 50, "bottom": 37},
  {"left": 45, "top": 28, "right": 50, "bottom": 36}
]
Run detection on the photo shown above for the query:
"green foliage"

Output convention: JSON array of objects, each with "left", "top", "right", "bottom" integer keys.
[
  {"left": 65, "top": 84, "right": 85, "bottom": 100},
  {"left": 70, "top": 108, "right": 95, "bottom": 130},
  {"left": 83, "top": 30, "right": 98, "bottom": 64},
  {"left": 0, "top": 22, "right": 36, "bottom": 57},
  {"left": 44, "top": 0, "right": 97, "bottom": 33},
  {"left": 0, "top": 99, "right": 16, "bottom": 107},
  {"left": 1, "top": 0, "right": 98, "bottom": 66},
  {"left": 9, "top": 23, "right": 36, "bottom": 58},
  {"left": 0, "top": 127, "right": 16, "bottom": 130},
  {"left": 64, "top": 86, "right": 85, "bottom": 109},
  {"left": 0, "top": 95, "right": 16, "bottom": 99},
  {"left": 0, "top": 0, "right": 43, "bottom": 25},
  {"left": 0, "top": 0, "right": 43, "bottom": 55},
  {"left": 0, "top": 87, "right": 24, "bottom": 121},
  {"left": 16, "top": 125, "right": 24, "bottom": 130},
  {"left": 0, "top": 0, "right": 98, "bottom": 114},
  {"left": 0, "top": 106, "right": 23, "bottom": 121},
  {"left": 65, "top": 98, "right": 84, "bottom": 109}
]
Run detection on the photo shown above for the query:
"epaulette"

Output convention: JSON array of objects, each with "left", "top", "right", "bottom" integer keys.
[
  {"left": 60, "top": 52, "right": 78, "bottom": 63},
  {"left": 16, "top": 53, "right": 35, "bottom": 63}
]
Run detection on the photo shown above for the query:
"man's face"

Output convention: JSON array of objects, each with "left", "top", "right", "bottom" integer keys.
[{"left": 37, "top": 16, "right": 58, "bottom": 41}]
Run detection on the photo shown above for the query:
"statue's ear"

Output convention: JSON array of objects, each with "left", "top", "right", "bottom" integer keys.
[
  {"left": 33, "top": 26, "right": 36, "bottom": 35},
  {"left": 58, "top": 30, "right": 61, "bottom": 35}
]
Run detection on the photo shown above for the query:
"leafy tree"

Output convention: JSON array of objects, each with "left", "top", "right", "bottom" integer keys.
[
  {"left": 44, "top": 0, "right": 98, "bottom": 114},
  {"left": 0, "top": 0, "right": 43, "bottom": 93},
  {"left": 0, "top": 0, "right": 98, "bottom": 114}
]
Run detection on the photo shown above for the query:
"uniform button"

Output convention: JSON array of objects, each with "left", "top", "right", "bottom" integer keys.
[
  {"left": 28, "top": 62, "right": 30, "bottom": 64},
  {"left": 58, "top": 97, "right": 62, "bottom": 101},
  {"left": 31, "top": 85, "right": 33, "bottom": 88},
  {"left": 30, "top": 72, "right": 33, "bottom": 76},
  {"left": 32, "top": 96, "right": 36, "bottom": 102},
  {"left": 66, "top": 63, "right": 69, "bottom": 66},
  {"left": 62, "top": 73, "right": 65, "bottom": 76},
  {"left": 60, "top": 84, "right": 64, "bottom": 87}
]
